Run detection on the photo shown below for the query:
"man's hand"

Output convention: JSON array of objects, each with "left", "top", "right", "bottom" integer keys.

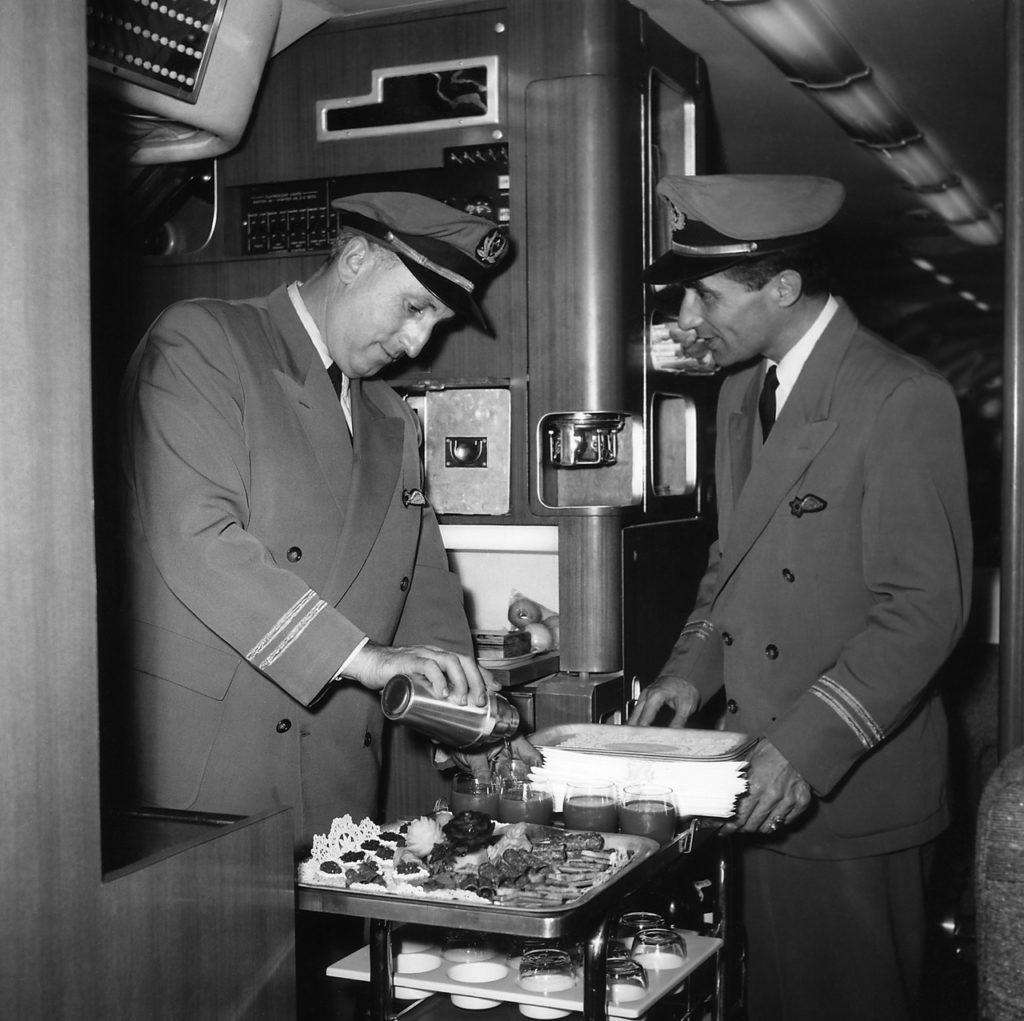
[
  {"left": 648, "top": 322, "right": 717, "bottom": 373},
  {"left": 719, "top": 738, "right": 813, "bottom": 836},
  {"left": 452, "top": 734, "right": 544, "bottom": 778},
  {"left": 344, "top": 642, "right": 498, "bottom": 706},
  {"left": 628, "top": 675, "right": 701, "bottom": 728}
]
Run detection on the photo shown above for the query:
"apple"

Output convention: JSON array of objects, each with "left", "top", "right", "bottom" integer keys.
[
  {"left": 541, "top": 614, "right": 560, "bottom": 649},
  {"left": 508, "top": 595, "right": 543, "bottom": 628},
  {"left": 523, "top": 621, "right": 554, "bottom": 652}
]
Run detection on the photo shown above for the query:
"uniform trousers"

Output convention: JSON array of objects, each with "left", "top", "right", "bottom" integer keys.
[{"left": 739, "top": 841, "right": 935, "bottom": 1021}]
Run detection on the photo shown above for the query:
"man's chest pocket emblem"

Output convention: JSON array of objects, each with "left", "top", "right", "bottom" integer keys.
[{"left": 790, "top": 493, "right": 827, "bottom": 517}]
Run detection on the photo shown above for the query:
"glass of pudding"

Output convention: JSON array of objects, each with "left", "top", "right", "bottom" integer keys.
[
  {"left": 630, "top": 927, "right": 688, "bottom": 970},
  {"left": 517, "top": 948, "right": 576, "bottom": 993},
  {"left": 615, "top": 911, "right": 666, "bottom": 943},
  {"left": 442, "top": 932, "right": 496, "bottom": 963},
  {"left": 606, "top": 958, "right": 649, "bottom": 1004}
]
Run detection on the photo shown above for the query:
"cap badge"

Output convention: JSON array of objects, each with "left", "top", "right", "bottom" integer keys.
[
  {"left": 669, "top": 202, "right": 686, "bottom": 233},
  {"left": 475, "top": 228, "right": 510, "bottom": 265}
]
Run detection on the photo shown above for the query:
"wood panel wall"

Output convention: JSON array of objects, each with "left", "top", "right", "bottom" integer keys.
[
  {"left": 2, "top": 4, "right": 296, "bottom": 1018},
  {"left": 1, "top": 2, "right": 104, "bottom": 1013}
]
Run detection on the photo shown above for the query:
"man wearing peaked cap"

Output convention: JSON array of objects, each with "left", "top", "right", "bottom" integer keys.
[
  {"left": 116, "top": 191, "right": 528, "bottom": 1017},
  {"left": 332, "top": 191, "right": 511, "bottom": 333},
  {"left": 645, "top": 173, "right": 845, "bottom": 285},
  {"left": 631, "top": 174, "right": 972, "bottom": 1021}
]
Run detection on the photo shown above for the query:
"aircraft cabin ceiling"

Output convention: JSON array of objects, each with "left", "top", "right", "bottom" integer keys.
[{"left": 282, "top": 0, "right": 1007, "bottom": 346}]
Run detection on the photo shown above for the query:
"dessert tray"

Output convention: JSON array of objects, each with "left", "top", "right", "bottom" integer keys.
[{"left": 297, "top": 815, "right": 659, "bottom": 917}]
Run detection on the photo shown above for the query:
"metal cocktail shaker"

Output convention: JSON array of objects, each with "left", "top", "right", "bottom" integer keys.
[{"left": 380, "top": 673, "right": 520, "bottom": 749}]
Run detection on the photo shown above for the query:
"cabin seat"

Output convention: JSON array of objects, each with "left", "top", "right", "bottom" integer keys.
[{"left": 975, "top": 743, "right": 1024, "bottom": 1020}]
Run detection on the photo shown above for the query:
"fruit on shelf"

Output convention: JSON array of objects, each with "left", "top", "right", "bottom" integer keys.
[
  {"left": 523, "top": 621, "right": 554, "bottom": 652},
  {"left": 507, "top": 594, "right": 544, "bottom": 628}
]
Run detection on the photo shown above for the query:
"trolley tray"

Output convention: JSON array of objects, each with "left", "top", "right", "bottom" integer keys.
[
  {"left": 297, "top": 821, "right": 703, "bottom": 940},
  {"left": 328, "top": 927, "right": 722, "bottom": 1019}
]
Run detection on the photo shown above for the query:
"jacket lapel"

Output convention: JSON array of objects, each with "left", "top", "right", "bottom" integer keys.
[
  {"left": 716, "top": 302, "right": 857, "bottom": 590},
  {"left": 263, "top": 287, "right": 410, "bottom": 598},
  {"left": 266, "top": 285, "right": 354, "bottom": 518},
  {"left": 274, "top": 367, "right": 354, "bottom": 517},
  {"left": 326, "top": 378, "right": 405, "bottom": 596},
  {"left": 722, "top": 373, "right": 759, "bottom": 525}
]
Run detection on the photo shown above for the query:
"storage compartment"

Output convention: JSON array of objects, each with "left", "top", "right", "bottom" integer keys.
[
  {"left": 650, "top": 394, "right": 698, "bottom": 498},
  {"left": 537, "top": 412, "right": 643, "bottom": 510},
  {"left": 421, "top": 388, "right": 512, "bottom": 515}
]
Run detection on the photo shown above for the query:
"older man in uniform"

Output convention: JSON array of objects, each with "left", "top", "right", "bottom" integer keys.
[
  {"left": 630, "top": 175, "right": 972, "bottom": 1021},
  {"left": 118, "top": 193, "right": 518, "bottom": 1016}
]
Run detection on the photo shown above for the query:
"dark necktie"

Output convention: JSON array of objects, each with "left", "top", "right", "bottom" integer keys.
[
  {"left": 327, "top": 361, "right": 344, "bottom": 400},
  {"left": 758, "top": 364, "right": 779, "bottom": 441}
]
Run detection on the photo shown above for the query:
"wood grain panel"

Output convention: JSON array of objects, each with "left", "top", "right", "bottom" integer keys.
[
  {"left": 228, "top": 7, "right": 509, "bottom": 186},
  {"left": 506, "top": 0, "right": 642, "bottom": 82},
  {"left": 98, "top": 809, "right": 296, "bottom": 1020},
  {"left": 1, "top": 2, "right": 102, "bottom": 1017},
  {"left": 5, "top": 6, "right": 304, "bottom": 1019},
  {"left": 524, "top": 72, "right": 644, "bottom": 420}
]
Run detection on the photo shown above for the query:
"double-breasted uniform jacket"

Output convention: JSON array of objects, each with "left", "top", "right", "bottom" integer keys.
[
  {"left": 660, "top": 300, "right": 973, "bottom": 858},
  {"left": 118, "top": 284, "right": 472, "bottom": 853}
]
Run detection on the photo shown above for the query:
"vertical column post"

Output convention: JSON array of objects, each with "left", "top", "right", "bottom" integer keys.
[{"left": 1000, "top": 0, "right": 1024, "bottom": 757}]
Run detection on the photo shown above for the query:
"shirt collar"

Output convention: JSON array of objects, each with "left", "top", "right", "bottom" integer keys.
[
  {"left": 768, "top": 294, "right": 839, "bottom": 412},
  {"left": 287, "top": 282, "right": 352, "bottom": 429},
  {"left": 288, "top": 281, "right": 331, "bottom": 369}
]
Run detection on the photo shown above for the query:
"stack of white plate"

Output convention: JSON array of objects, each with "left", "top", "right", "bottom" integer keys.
[{"left": 528, "top": 724, "right": 751, "bottom": 819}]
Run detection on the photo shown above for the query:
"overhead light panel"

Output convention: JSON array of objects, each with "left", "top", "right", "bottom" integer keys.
[
  {"left": 913, "top": 180, "right": 988, "bottom": 225},
  {"left": 806, "top": 77, "right": 916, "bottom": 147},
  {"left": 703, "top": 0, "right": 864, "bottom": 86},
  {"left": 862, "top": 138, "right": 954, "bottom": 191},
  {"left": 944, "top": 214, "right": 1004, "bottom": 247},
  {"left": 704, "top": 0, "right": 1002, "bottom": 245}
]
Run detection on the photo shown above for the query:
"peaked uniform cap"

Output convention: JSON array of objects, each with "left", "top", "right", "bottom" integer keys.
[
  {"left": 331, "top": 191, "right": 511, "bottom": 333},
  {"left": 645, "top": 174, "right": 845, "bottom": 285}
]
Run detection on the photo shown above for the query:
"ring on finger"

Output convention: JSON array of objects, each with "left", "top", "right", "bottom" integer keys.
[{"left": 768, "top": 815, "right": 785, "bottom": 833}]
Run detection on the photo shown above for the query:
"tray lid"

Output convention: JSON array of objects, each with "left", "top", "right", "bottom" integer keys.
[{"left": 531, "top": 723, "right": 755, "bottom": 761}]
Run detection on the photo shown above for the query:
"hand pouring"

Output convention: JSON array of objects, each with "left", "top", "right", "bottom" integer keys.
[{"left": 381, "top": 673, "right": 520, "bottom": 749}]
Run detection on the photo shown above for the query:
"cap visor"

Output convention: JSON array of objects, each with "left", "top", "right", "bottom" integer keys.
[
  {"left": 644, "top": 251, "right": 745, "bottom": 285},
  {"left": 400, "top": 257, "right": 491, "bottom": 335}
]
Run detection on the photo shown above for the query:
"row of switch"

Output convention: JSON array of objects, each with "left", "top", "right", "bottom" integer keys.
[
  {"left": 243, "top": 202, "right": 509, "bottom": 255},
  {"left": 245, "top": 209, "right": 332, "bottom": 255}
]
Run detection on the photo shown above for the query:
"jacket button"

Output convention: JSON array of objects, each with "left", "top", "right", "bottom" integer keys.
[
  {"left": 363, "top": 731, "right": 373, "bottom": 747},
  {"left": 765, "top": 644, "right": 779, "bottom": 659},
  {"left": 286, "top": 547, "right": 302, "bottom": 563},
  {"left": 727, "top": 699, "right": 739, "bottom": 714},
  {"left": 722, "top": 632, "right": 733, "bottom": 646},
  {"left": 399, "top": 576, "right": 410, "bottom": 592},
  {"left": 276, "top": 719, "right": 292, "bottom": 733},
  {"left": 782, "top": 568, "right": 795, "bottom": 582}
]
